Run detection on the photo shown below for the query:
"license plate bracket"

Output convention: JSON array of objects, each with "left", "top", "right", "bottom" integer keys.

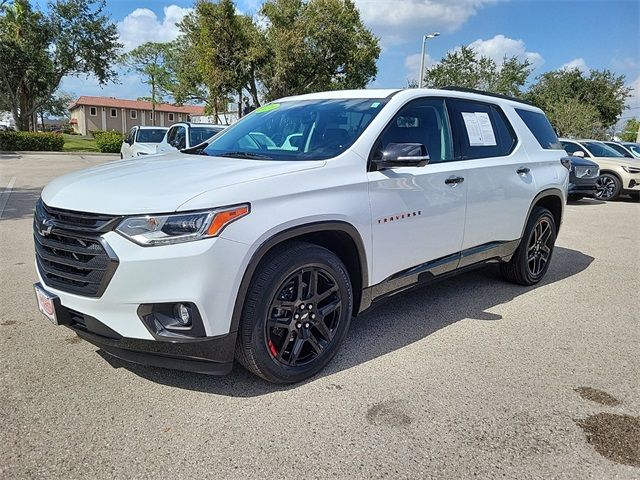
[{"left": 34, "top": 283, "right": 60, "bottom": 325}]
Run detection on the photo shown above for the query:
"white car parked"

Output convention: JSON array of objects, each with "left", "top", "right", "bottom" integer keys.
[
  {"left": 156, "top": 122, "right": 226, "bottom": 153},
  {"left": 34, "top": 88, "right": 568, "bottom": 383},
  {"left": 120, "top": 126, "right": 168, "bottom": 159}
]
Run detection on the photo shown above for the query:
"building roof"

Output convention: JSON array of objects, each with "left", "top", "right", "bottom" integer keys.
[{"left": 69, "top": 96, "right": 205, "bottom": 115}]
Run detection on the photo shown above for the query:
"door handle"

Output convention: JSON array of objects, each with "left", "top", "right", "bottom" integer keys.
[
  {"left": 516, "top": 167, "right": 530, "bottom": 175},
  {"left": 445, "top": 176, "right": 465, "bottom": 185}
]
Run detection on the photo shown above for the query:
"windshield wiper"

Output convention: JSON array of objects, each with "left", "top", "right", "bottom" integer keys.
[{"left": 217, "top": 151, "right": 273, "bottom": 160}]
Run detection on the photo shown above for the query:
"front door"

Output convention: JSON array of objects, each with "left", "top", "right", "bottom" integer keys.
[{"left": 367, "top": 97, "right": 468, "bottom": 288}]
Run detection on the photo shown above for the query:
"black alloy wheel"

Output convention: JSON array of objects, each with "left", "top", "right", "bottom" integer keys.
[
  {"left": 236, "top": 241, "right": 353, "bottom": 383},
  {"left": 265, "top": 267, "right": 342, "bottom": 367},
  {"left": 595, "top": 174, "right": 621, "bottom": 200},
  {"left": 500, "top": 206, "right": 556, "bottom": 286},
  {"left": 526, "top": 217, "right": 553, "bottom": 277}
]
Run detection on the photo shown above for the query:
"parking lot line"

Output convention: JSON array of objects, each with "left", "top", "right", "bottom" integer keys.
[{"left": 0, "top": 176, "right": 17, "bottom": 220}]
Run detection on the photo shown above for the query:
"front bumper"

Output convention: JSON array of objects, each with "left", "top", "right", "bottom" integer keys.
[
  {"left": 568, "top": 175, "right": 598, "bottom": 196},
  {"left": 52, "top": 298, "right": 235, "bottom": 374}
]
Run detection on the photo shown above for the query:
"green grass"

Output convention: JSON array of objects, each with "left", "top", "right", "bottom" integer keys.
[{"left": 63, "top": 134, "right": 99, "bottom": 152}]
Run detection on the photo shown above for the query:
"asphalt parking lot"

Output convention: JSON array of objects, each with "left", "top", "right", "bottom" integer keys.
[{"left": 1, "top": 153, "right": 639, "bottom": 479}]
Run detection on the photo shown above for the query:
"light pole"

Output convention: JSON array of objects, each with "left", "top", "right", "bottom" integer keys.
[{"left": 418, "top": 32, "right": 440, "bottom": 88}]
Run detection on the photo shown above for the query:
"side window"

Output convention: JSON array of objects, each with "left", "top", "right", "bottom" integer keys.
[
  {"left": 449, "top": 99, "right": 516, "bottom": 160},
  {"left": 174, "top": 126, "right": 187, "bottom": 149},
  {"left": 561, "top": 141, "right": 589, "bottom": 157},
  {"left": 127, "top": 127, "right": 136, "bottom": 144},
  {"left": 372, "top": 98, "right": 452, "bottom": 164},
  {"left": 166, "top": 127, "right": 176, "bottom": 145}
]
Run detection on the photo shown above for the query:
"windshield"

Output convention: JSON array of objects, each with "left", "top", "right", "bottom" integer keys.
[
  {"left": 202, "top": 98, "right": 388, "bottom": 160},
  {"left": 136, "top": 128, "right": 167, "bottom": 143},
  {"left": 190, "top": 126, "right": 223, "bottom": 146},
  {"left": 624, "top": 144, "right": 640, "bottom": 158},
  {"left": 582, "top": 141, "right": 623, "bottom": 158}
]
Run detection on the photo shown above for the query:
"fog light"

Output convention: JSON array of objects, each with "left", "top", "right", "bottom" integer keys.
[{"left": 174, "top": 303, "right": 191, "bottom": 326}]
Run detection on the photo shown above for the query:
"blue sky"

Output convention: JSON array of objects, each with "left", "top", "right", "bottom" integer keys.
[{"left": 58, "top": 0, "right": 639, "bottom": 123}]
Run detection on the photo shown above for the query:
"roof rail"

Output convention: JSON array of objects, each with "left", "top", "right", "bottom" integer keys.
[{"left": 440, "top": 86, "right": 536, "bottom": 107}]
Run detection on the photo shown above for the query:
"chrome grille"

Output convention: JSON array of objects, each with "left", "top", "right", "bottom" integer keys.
[
  {"left": 574, "top": 166, "right": 599, "bottom": 179},
  {"left": 33, "top": 199, "right": 119, "bottom": 297}
]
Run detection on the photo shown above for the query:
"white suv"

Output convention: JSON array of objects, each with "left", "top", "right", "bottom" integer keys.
[
  {"left": 120, "top": 126, "right": 168, "bottom": 158},
  {"left": 34, "top": 88, "right": 569, "bottom": 383},
  {"left": 156, "top": 122, "right": 226, "bottom": 154}
]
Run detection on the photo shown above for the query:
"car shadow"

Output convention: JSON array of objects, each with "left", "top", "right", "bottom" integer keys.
[
  {"left": 0, "top": 186, "right": 41, "bottom": 221},
  {"left": 98, "top": 246, "right": 594, "bottom": 397},
  {"left": 567, "top": 198, "right": 605, "bottom": 206}
]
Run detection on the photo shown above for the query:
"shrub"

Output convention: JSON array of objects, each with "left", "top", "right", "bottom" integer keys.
[
  {"left": 94, "top": 131, "right": 123, "bottom": 153},
  {"left": 0, "top": 131, "right": 64, "bottom": 151}
]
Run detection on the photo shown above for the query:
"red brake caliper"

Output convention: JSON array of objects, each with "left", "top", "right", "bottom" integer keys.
[{"left": 268, "top": 339, "right": 278, "bottom": 357}]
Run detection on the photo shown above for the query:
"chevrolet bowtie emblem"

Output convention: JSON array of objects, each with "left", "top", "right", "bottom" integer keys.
[{"left": 37, "top": 218, "right": 54, "bottom": 237}]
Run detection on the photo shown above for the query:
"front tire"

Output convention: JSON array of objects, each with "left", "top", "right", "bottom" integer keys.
[
  {"left": 595, "top": 173, "right": 621, "bottom": 201},
  {"left": 500, "top": 207, "right": 557, "bottom": 286},
  {"left": 236, "top": 241, "right": 353, "bottom": 383}
]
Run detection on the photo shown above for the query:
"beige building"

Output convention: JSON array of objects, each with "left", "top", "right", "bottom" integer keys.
[{"left": 68, "top": 96, "right": 205, "bottom": 136}]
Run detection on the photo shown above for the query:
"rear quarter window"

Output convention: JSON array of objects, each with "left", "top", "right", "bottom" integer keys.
[{"left": 515, "top": 109, "right": 562, "bottom": 150}]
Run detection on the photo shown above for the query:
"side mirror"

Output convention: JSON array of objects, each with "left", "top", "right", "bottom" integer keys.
[
  {"left": 571, "top": 150, "right": 585, "bottom": 158},
  {"left": 374, "top": 143, "right": 429, "bottom": 169}
]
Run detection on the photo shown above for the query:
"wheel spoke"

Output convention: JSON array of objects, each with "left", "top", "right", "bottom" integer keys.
[
  {"left": 307, "top": 333, "right": 323, "bottom": 354},
  {"left": 540, "top": 223, "right": 551, "bottom": 242},
  {"left": 289, "top": 337, "right": 305, "bottom": 365},
  {"left": 268, "top": 316, "right": 291, "bottom": 330},
  {"left": 313, "top": 318, "right": 333, "bottom": 341},
  {"left": 277, "top": 332, "right": 294, "bottom": 360},
  {"left": 307, "top": 269, "right": 318, "bottom": 300},
  {"left": 317, "top": 285, "right": 338, "bottom": 303},
  {"left": 319, "top": 298, "right": 341, "bottom": 317},
  {"left": 296, "top": 272, "right": 305, "bottom": 300}
]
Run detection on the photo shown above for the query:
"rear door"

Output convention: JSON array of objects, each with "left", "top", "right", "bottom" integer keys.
[{"left": 446, "top": 98, "right": 537, "bottom": 260}]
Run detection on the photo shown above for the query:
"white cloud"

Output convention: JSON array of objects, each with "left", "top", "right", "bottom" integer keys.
[
  {"left": 404, "top": 53, "right": 435, "bottom": 83},
  {"left": 353, "top": 0, "right": 500, "bottom": 46},
  {"left": 117, "top": 5, "right": 192, "bottom": 51},
  {"left": 467, "top": 34, "right": 544, "bottom": 69},
  {"left": 561, "top": 57, "right": 588, "bottom": 72}
]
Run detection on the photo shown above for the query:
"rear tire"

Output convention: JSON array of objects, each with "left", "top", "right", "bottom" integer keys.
[
  {"left": 595, "top": 173, "right": 621, "bottom": 201},
  {"left": 500, "top": 207, "right": 556, "bottom": 286},
  {"left": 236, "top": 241, "right": 353, "bottom": 383}
]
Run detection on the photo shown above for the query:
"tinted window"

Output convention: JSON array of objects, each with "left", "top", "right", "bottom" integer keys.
[
  {"left": 560, "top": 141, "right": 589, "bottom": 157},
  {"left": 189, "top": 127, "right": 223, "bottom": 146},
  {"left": 449, "top": 99, "right": 517, "bottom": 159},
  {"left": 166, "top": 127, "right": 177, "bottom": 145},
  {"left": 202, "top": 99, "right": 387, "bottom": 160},
  {"left": 582, "top": 141, "right": 623, "bottom": 158},
  {"left": 604, "top": 142, "right": 633, "bottom": 158},
  {"left": 174, "top": 126, "right": 187, "bottom": 149},
  {"left": 137, "top": 128, "right": 167, "bottom": 143},
  {"left": 372, "top": 98, "right": 452, "bottom": 163},
  {"left": 515, "top": 109, "right": 562, "bottom": 149},
  {"left": 126, "top": 127, "right": 136, "bottom": 144}
]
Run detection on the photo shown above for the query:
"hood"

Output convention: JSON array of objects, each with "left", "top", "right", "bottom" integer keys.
[
  {"left": 134, "top": 143, "right": 160, "bottom": 155},
  {"left": 589, "top": 156, "right": 640, "bottom": 169},
  {"left": 42, "top": 153, "right": 325, "bottom": 214}
]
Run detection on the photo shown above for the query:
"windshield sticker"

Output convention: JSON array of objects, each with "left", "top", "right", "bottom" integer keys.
[
  {"left": 370, "top": 101, "right": 381, "bottom": 108},
  {"left": 254, "top": 103, "right": 280, "bottom": 114},
  {"left": 462, "top": 111, "right": 497, "bottom": 146}
]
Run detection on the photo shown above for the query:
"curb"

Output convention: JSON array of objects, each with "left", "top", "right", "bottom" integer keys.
[{"left": 0, "top": 151, "right": 120, "bottom": 156}]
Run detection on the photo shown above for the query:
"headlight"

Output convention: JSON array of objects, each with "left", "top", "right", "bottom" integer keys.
[
  {"left": 116, "top": 204, "right": 250, "bottom": 246},
  {"left": 622, "top": 166, "right": 640, "bottom": 174}
]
